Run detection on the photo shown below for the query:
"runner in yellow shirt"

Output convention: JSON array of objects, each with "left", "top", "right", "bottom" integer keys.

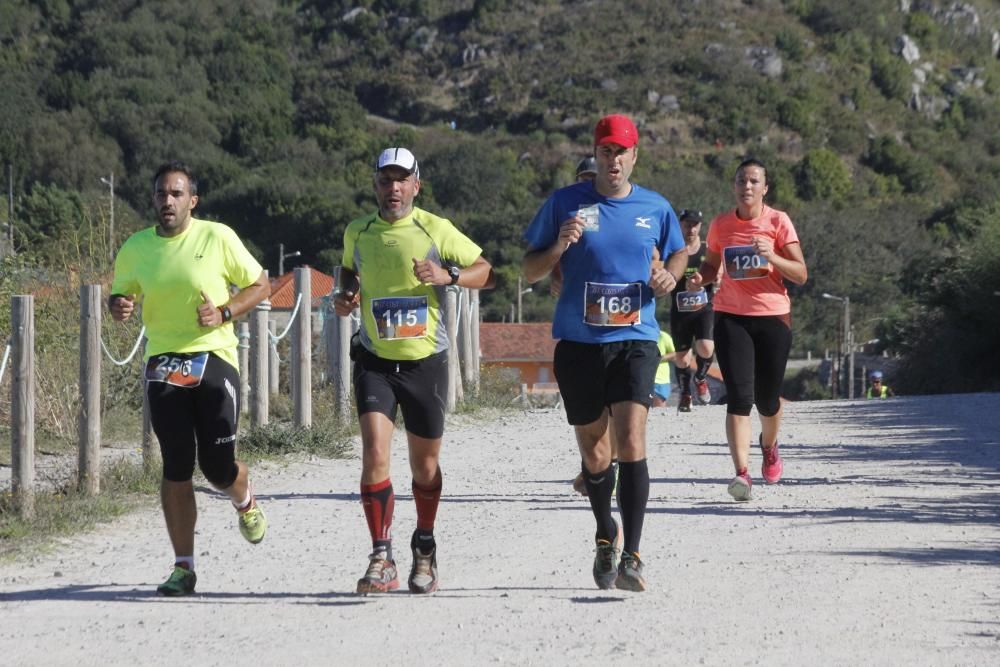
[
  {"left": 110, "top": 161, "right": 270, "bottom": 596},
  {"left": 334, "top": 147, "right": 495, "bottom": 595}
]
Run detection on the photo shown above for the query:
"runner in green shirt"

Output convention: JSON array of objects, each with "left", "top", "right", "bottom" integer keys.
[
  {"left": 110, "top": 161, "right": 270, "bottom": 597},
  {"left": 334, "top": 147, "right": 495, "bottom": 595}
]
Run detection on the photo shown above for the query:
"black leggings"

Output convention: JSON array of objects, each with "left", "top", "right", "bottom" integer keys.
[
  {"left": 714, "top": 313, "right": 791, "bottom": 417},
  {"left": 146, "top": 352, "right": 241, "bottom": 487}
]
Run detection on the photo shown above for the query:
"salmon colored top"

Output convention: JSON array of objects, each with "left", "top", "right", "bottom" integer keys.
[{"left": 707, "top": 205, "right": 799, "bottom": 316}]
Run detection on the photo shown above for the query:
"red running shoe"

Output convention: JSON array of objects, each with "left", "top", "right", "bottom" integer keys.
[{"left": 761, "top": 437, "right": 783, "bottom": 484}]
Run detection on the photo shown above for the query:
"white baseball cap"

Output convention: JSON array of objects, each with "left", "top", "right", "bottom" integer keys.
[{"left": 375, "top": 147, "right": 419, "bottom": 178}]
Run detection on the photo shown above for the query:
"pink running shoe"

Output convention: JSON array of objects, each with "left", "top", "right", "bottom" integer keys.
[
  {"left": 727, "top": 471, "right": 752, "bottom": 501},
  {"left": 761, "top": 437, "right": 783, "bottom": 484}
]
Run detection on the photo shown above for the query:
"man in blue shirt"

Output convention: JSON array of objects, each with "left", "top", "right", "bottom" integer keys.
[{"left": 523, "top": 114, "right": 686, "bottom": 592}]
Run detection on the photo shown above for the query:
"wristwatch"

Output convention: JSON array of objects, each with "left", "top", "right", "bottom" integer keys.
[
  {"left": 448, "top": 265, "right": 461, "bottom": 285},
  {"left": 218, "top": 305, "right": 232, "bottom": 323}
]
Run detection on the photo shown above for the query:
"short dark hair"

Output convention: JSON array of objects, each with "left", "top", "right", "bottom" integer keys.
[
  {"left": 736, "top": 157, "right": 767, "bottom": 184},
  {"left": 152, "top": 161, "right": 198, "bottom": 195}
]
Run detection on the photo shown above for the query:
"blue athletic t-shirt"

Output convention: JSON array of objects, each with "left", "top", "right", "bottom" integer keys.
[{"left": 524, "top": 181, "right": 684, "bottom": 343}]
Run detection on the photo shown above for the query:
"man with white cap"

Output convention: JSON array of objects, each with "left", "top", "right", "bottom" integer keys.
[
  {"left": 334, "top": 147, "right": 495, "bottom": 595},
  {"left": 523, "top": 114, "right": 687, "bottom": 592}
]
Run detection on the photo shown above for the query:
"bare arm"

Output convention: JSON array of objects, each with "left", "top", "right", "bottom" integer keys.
[
  {"left": 198, "top": 271, "right": 270, "bottom": 327},
  {"left": 763, "top": 240, "right": 808, "bottom": 286},
  {"left": 687, "top": 248, "right": 722, "bottom": 289},
  {"left": 522, "top": 216, "right": 585, "bottom": 283},
  {"left": 412, "top": 255, "right": 496, "bottom": 289}
]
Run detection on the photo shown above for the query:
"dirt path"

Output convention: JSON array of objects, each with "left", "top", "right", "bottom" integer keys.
[{"left": 1, "top": 394, "right": 998, "bottom": 665}]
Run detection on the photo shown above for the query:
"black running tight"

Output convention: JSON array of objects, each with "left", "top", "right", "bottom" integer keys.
[{"left": 714, "top": 313, "right": 791, "bottom": 417}]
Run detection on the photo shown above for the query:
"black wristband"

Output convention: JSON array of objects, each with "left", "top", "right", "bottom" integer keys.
[{"left": 218, "top": 305, "right": 232, "bottom": 322}]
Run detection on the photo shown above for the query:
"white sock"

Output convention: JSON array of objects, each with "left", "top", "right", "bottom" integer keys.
[
  {"left": 175, "top": 556, "right": 194, "bottom": 571},
  {"left": 233, "top": 485, "right": 253, "bottom": 511}
]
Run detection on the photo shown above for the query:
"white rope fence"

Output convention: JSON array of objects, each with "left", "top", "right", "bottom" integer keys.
[
  {"left": 269, "top": 292, "right": 303, "bottom": 346},
  {"left": 101, "top": 326, "right": 146, "bottom": 366},
  {"left": 0, "top": 338, "right": 10, "bottom": 383}
]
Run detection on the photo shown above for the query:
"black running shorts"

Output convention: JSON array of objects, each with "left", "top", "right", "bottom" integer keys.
[
  {"left": 670, "top": 306, "right": 715, "bottom": 353},
  {"left": 353, "top": 348, "right": 448, "bottom": 439},
  {"left": 553, "top": 339, "right": 659, "bottom": 425},
  {"left": 145, "top": 351, "right": 240, "bottom": 487}
]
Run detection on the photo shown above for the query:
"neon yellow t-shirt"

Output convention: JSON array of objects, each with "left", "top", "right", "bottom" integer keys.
[
  {"left": 655, "top": 329, "right": 675, "bottom": 385},
  {"left": 343, "top": 206, "right": 483, "bottom": 361},
  {"left": 111, "top": 217, "right": 263, "bottom": 370}
]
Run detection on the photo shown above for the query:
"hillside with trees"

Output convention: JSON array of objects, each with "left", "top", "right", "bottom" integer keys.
[{"left": 1, "top": 0, "right": 998, "bottom": 394}]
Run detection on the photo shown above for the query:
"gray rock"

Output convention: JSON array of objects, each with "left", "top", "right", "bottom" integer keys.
[{"left": 895, "top": 34, "right": 920, "bottom": 64}]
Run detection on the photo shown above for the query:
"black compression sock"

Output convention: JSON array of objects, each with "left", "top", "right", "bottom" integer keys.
[
  {"left": 617, "top": 459, "right": 650, "bottom": 555},
  {"left": 694, "top": 354, "right": 715, "bottom": 382},
  {"left": 676, "top": 365, "right": 692, "bottom": 394},
  {"left": 583, "top": 462, "right": 617, "bottom": 542}
]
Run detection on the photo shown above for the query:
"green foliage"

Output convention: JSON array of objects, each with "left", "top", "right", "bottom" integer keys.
[
  {"left": 870, "top": 50, "right": 910, "bottom": 102},
  {"left": 865, "top": 136, "right": 936, "bottom": 194},
  {"left": 240, "top": 421, "right": 353, "bottom": 460},
  {"left": 0, "top": 0, "right": 998, "bottom": 388},
  {"left": 883, "top": 214, "right": 1000, "bottom": 393},
  {"left": 795, "top": 149, "right": 852, "bottom": 204}
]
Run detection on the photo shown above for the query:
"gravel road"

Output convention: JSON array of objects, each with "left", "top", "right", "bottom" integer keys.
[{"left": 1, "top": 393, "right": 998, "bottom": 665}]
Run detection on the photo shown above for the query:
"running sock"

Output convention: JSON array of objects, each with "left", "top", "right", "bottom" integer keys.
[
  {"left": 694, "top": 354, "right": 715, "bottom": 382},
  {"left": 676, "top": 365, "right": 692, "bottom": 394},
  {"left": 361, "top": 478, "right": 395, "bottom": 560},
  {"left": 175, "top": 556, "right": 194, "bottom": 571},
  {"left": 583, "top": 461, "right": 617, "bottom": 542},
  {"left": 412, "top": 468, "right": 443, "bottom": 533},
  {"left": 412, "top": 528, "right": 436, "bottom": 553},
  {"left": 232, "top": 485, "right": 253, "bottom": 512},
  {"left": 617, "top": 459, "right": 649, "bottom": 555}
]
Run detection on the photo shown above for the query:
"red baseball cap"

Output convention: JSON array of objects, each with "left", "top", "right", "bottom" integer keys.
[{"left": 594, "top": 114, "right": 639, "bottom": 148}]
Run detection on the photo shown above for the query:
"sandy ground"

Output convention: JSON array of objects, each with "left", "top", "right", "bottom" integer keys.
[{"left": 1, "top": 393, "right": 999, "bottom": 665}]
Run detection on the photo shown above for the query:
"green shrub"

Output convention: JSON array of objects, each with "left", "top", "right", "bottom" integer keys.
[{"left": 795, "top": 149, "right": 853, "bottom": 204}]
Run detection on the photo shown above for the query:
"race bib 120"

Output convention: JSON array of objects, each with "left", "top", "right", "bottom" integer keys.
[{"left": 724, "top": 245, "right": 769, "bottom": 280}]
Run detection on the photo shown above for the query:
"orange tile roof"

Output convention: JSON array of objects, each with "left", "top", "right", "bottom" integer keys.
[
  {"left": 479, "top": 322, "right": 557, "bottom": 362},
  {"left": 269, "top": 266, "right": 334, "bottom": 310}
]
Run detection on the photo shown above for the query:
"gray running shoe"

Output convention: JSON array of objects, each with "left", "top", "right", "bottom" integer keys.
[
  {"left": 408, "top": 540, "right": 439, "bottom": 594},
  {"left": 615, "top": 552, "right": 646, "bottom": 592},
  {"left": 356, "top": 552, "right": 399, "bottom": 594},
  {"left": 728, "top": 472, "right": 753, "bottom": 502},
  {"left": 592, "top": 520, "right": 622, "bottom": 590}
]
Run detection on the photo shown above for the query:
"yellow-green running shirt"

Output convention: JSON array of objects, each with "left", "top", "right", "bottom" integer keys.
[
  {"left": 343, "top": 207, "right": 483, "bottom": 361},
  {"left": 111, "top": 217, "right": 263, "bottom": 370}
]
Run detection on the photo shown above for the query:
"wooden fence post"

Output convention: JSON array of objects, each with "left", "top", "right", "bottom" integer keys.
[
  {"left": 237, "top": 320, "right": 250, "bottom": 413},
  {"left": 444, "top": 287, "right": 459, "bottom": 411},
  {"left": 140, "top": 337, "right": 159, "bottom": 470},
  {"left": 459, "top": 287, "right": 476, "bottom": 396},
  {"left": 250, "top": 286, "right": 270, "bottom": 426},
  {"left": 292, "top": 267, "right": 312, "bottom": 427},
  {"left": 470, "top": 289, "right": 481, "bottom": 388},
  {"left": 78, "top": 285, "right": 101, "bottom": 495},
  {"left": 268, "top": 320, "right": 279, "bottom": 395},
  {"left": 334, "top": 310, "right": 352, "bottom": 420},
  {"left": 11, "top": 295, "right": 35, "bottom": 518}
]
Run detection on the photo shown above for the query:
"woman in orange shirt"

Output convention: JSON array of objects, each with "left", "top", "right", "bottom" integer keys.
[{"left": 688, "top": 159, "right": 808, "bottom": 501}]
